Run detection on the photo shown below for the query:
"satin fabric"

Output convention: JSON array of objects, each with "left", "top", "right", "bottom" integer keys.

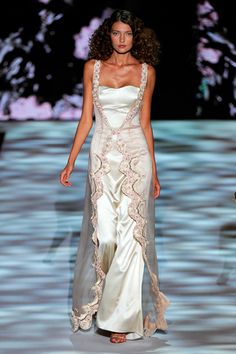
[
  {"left": 70, "top": 60, "right": 170, "bottom": 339},
  {"left": 95, "top": 135, "right": 145, "bottom": 339}
]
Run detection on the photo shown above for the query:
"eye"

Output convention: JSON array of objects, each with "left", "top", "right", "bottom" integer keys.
[
  {"left": 112, "top": 31, "right": 119, "bottom": 36},
  {"left": 126, "top": 32, "right": 133, "bottom": 36}
]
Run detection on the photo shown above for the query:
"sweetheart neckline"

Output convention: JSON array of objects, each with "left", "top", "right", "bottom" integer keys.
[{"left": 99, "top": 85, "right": 140, "bottom": 90}]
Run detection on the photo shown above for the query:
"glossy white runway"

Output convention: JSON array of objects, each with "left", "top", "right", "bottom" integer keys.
[{"left": 0, "top": 120, "right": 235, "bottom": 354}]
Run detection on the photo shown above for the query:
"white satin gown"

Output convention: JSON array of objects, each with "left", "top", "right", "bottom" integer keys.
[{"left": 70, "top": 60, "right": 170, "bottom": 339}]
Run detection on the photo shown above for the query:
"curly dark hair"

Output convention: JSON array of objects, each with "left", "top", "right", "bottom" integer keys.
[{"left": 88, "top": 9, "right": 161, "bottom": 66}]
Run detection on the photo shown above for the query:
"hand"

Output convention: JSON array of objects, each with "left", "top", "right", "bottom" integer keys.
[
  {"left": 153, "top": 175, "right": 160, "bottom": 199},
  {"left": 60, "top": 164, "right": 73, "bottom": 187}
]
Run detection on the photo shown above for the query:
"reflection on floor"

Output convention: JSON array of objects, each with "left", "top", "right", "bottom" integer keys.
[{"left": 0, "top": 120, "right": 235, "bottom": 354}]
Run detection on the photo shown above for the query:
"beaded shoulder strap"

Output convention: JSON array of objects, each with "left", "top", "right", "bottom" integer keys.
[
  {"left": 131, "top": 62, "right": 147, "bottom": 113},
  {"left": 139, "top": 62, "right": 148, "bottom": 99},
  {"left": 92, "top": 59, "right": 101, "bottom": 91}
]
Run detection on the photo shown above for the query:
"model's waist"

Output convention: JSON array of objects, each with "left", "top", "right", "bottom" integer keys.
[{"left": 94, "top": 124, "right": 142, "bottom": 133}]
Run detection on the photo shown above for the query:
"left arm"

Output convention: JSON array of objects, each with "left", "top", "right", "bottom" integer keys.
[{"left": 140, "top": 64, "right": 160, "bottom": 198}]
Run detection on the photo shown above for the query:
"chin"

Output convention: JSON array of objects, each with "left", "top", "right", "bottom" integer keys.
[{"left": 114, "top": 48, "right": 131, "bottom": 55}]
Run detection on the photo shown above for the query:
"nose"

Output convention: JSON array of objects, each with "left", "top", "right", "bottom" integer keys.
[{"left": 120, "top": 33, "right": 125, "bottom": 43}]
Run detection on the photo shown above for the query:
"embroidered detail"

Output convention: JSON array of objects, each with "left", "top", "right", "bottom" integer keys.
[
  {"left": 115, "top": 131, "right": 169, "bottom": 336},
  {"left": 143, "top": 290, "right": 171, "bottom": 336},
  {"left": 117, "top": 141, "right": 147, "bottom": 248},
  {"left": 71, "top": 139, "right": 114, "bottom": 332}
]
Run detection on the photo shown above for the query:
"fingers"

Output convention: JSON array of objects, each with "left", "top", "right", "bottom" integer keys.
[
  {"left": 154, "top": 183, "right": 160, "bottom": 199},
  {"left": 61, "top": 178, "right": 72, "bottom": 187},
  {"left": 60, "top": 170, "right": 72, "bottom": 187},
  {"left": 154, "top": 190, "right": 160, "bottom": 199}
]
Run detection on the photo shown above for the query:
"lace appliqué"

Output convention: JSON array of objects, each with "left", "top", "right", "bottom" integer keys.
[
  {"left": 116, "top": 137, "right": 170, "bottom": 336},
  {"left": 71, "top": 134, "right": 113, "bottom": 332}
]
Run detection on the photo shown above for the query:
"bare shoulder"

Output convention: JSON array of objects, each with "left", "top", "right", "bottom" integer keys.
[
  {"left": 146, "top": 64, "right": 156, "bottom": 78},
  {"left": 84, "top": 59, "right": 96, "bottom": 74},
  {"left": 146, "top": 64, "right": 156, "bottom": 89},
  {"left": 82, "top": 59, "right": 97, "bottom": 83}
]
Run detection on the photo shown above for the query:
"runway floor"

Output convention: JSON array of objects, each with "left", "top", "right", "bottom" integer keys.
[{"left": 0, "top": 120, "right": 236, "bottom": 354}]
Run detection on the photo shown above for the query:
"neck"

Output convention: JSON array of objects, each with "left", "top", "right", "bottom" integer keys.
[{"left": 108, "top": 52, "right": 133, "bottom": 66}]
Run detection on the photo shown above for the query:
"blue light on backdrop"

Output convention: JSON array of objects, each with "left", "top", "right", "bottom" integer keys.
[{"left": 0, "top": 120, "right": 236, "bottom": 353}]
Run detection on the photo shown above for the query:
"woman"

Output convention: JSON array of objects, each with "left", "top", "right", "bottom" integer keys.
[{"left": 60, "top": 9, "right": 170, "bottom": 344}]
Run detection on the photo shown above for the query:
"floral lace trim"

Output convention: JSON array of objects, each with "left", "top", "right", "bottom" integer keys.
[
  {"left": 71, "top": 132, "right": 115, "bottom": 332},
  {"left": 116, "top": 135, "right": 170, "bottom": 334},
  {"left": 71, "top": 135, "right": 170, "bottom": 333},
  {"left": 117, "top": 139, "right": 147, "bottom": 247},
  {"left": 143, "top": 290, "right": 171, "bottom": 336}
]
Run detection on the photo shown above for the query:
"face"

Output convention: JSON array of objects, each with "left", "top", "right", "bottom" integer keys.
[{"left": 110, "top": 21, "right": 133, "bottom": 54}]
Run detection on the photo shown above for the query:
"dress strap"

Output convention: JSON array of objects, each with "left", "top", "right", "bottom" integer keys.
[
  {"left": 135, "top": 63, "right": 148, "bottom": 106},
  {"left": 93, "top": 59, "right": 101, "bottom": 89},
  {"left": 139, "top": 62, "right": 148, "bottom": 96}
]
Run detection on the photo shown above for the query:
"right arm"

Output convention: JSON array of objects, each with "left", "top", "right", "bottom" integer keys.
[{"left": 60, "top": 60, "right": 95, "bottom": 186}]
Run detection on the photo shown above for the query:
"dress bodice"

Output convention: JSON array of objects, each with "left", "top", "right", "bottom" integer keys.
[
  {"left": 98, "top": 85, "right": 140, "bottom": 128},
  {"left": 92, "top": 60, "right": 148, "bottom": 132}
]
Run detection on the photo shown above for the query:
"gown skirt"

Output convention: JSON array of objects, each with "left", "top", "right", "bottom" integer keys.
[{"left": 70, "top": 60, "right": 170, "bottom": 339}]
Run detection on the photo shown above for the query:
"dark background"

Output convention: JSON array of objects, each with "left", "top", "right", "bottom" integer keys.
[{"left": 0, "top": 0, "right": 235, "bottom": 119}]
